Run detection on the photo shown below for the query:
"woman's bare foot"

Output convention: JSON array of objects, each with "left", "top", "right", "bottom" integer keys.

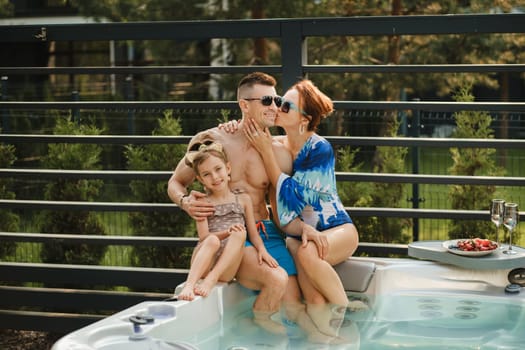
[
  {"left": 307, "top": 303, "right": 346, "bottom": 337},
  {"left": 194, "top": 276, "right": 217, "bottom": 297},
  {"left": 253, "top": 311, "right": 287, "bottom": 335},
  {"left": 177, "top": 283, "right": 196, "bottom": 301}
]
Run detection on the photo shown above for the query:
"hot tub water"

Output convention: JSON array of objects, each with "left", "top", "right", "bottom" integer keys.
[{"left": 52, "top": 258, "right": 525, "bottom": 350}]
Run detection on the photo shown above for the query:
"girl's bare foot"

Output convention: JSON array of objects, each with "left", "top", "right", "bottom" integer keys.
[
  {"left": 194, "top": 276, "right": 217, "bottom": 297},
  {"left": 177, "top": 283, "right": 196, "bottom": 301}
]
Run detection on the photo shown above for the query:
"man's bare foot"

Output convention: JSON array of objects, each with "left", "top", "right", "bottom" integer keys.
[
  {"left": 177, "top": 283, "right": 196, "bottom": 301},
  {"left": 194, "top": 276, "right": 217, "bottom": 297},
  {"left": 253, "top": 311, "right": 287, "bottom": 335}
]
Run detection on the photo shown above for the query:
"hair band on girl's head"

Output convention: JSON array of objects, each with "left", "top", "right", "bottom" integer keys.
[{"left": 185, "top": 141, "right": 226, "bottom": 169}]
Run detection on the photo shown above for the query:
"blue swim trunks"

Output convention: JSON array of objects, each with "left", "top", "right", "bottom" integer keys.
[{"left": 245, "top": 220, "right": 297, "bottom": 276}]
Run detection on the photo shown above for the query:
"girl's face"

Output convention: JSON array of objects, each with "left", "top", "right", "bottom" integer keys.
[{"left": 196, "top": 154, "right": 231, "bottom": 193}]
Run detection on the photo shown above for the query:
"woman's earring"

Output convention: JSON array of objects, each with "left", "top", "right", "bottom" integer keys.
[{"left": 299, "top": 124, "right": 305, "bottom": 135}]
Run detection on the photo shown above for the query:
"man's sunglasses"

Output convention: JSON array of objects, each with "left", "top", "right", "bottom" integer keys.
[
  {"left": 243, "top": 95, "right": 282, "bottom": 107},
  {"left": 280, "top": 100, "right": 308, "bottom": 116}
]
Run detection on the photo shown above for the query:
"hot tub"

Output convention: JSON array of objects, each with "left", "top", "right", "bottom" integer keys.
[{"left": 51, "top": 257, "right": 525, "bottom": 349}]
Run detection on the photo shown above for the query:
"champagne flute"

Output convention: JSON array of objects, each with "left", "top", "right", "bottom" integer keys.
[
  {"left": 502, "top": 202, "right": 519, "bottom": 255},
  {"left": 490, "top": 199, "right": 505, "bottom": 249}
]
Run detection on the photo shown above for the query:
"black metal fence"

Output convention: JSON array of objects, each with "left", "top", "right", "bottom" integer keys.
[{"left": 1, "top": 14, "right": 525, "bottom": 333}]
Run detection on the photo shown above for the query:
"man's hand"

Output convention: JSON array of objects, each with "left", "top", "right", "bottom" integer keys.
[
  {"left": 301, "top": 224, "right": 329, "bottom": 260},
  {"left": 218, "top": 119, "right": 240, "bottom": 134},
  {"left": 184, "top": 190, "right": 215, "bottom": 220}
]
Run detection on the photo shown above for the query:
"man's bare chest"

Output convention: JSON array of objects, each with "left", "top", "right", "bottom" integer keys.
[{"left": 228, "top": 149, "right": 269, "bottom": 191}]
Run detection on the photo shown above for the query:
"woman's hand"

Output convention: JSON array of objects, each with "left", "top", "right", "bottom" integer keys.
[
  {"left": 227, "top": 223, "right": 246, "bottom": 236},
  {"left": 184, "top": 190, "right": 215, "bottom": 220},
  {"left": 301, "top": 224, "right": 329, "bottom": 260},
  {"left": 218, "top": 119, "right": 240, "bottom": 134},
  {"left": 243, "top": 118, "right": 273, "bottom": 155}
]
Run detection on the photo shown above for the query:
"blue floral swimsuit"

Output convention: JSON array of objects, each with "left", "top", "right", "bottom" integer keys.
[{"left": 276, "top": 134, "right": 352, "bottom": 233}]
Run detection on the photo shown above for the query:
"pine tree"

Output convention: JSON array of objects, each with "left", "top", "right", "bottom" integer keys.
[
  {"left": 125, "top": 111, "right": 194, "bottom": 270},
  {"left": 39, "top": 117, "right": 107, "bottom": 265},
  {"left": 448, "top": 83, "right": 506, "bottom": 240}
]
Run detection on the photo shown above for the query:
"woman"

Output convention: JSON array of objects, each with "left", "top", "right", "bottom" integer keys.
[{"left": 244, "top": 79, "right": 361, "bottom": 336}]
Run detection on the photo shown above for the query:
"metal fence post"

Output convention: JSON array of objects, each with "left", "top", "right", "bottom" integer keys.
[
  {"left": 410, "top": 99, "right": 421, "bottom": 241},
  {"left": 71, "top": 90, "right": 80, "bottom": 122},
  {"left": 1, "top": 76, "right": 8, "bottom": 133},
  {"left": 126, "top": 75, "right": 135, "bottom": 135},
  {"left": 280, "top": 22, "right": 306, "bottom": 89}
]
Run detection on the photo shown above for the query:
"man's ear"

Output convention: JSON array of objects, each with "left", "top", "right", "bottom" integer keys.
[{"left": 239, "top": 99, "right": 249, "bottom": 113}]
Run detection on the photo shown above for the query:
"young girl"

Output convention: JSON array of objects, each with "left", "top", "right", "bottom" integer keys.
[{"left": 177, "top": 142, "right": 278, "bottom": 301}]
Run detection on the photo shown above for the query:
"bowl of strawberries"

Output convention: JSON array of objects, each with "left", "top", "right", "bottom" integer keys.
[{"left": 443, "top": 238, "right": 499, "bottom": 257}]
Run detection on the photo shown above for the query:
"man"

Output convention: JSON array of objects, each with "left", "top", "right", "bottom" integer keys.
[{"left": 167, "top": 72, "right": 299, "bottom": 334}]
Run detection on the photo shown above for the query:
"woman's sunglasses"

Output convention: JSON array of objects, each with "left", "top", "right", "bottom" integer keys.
[
  {"left": 280, "top": 100, "right": 308, "bottom": 116},
  {"left": 243, "top": 95, "right": 282, "bottom": 107}
]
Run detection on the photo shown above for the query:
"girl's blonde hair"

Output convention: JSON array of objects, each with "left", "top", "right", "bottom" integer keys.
[{"left": 185, "top": 141, "right": 228, "bottom": 176}]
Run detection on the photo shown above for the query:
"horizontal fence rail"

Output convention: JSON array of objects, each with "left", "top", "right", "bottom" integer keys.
[
  {"left": 2, "top": 168, "right": 525, "bottom": 186},
  {"left": 2, "top": 101, "right": 525, "bottom": 112},
  {"left": 1, "top": 262, "right": 188, "bottom": 289},
  {"left": 2, "top": 64, "right": 525, "bottom": 76},
  {"left": 0, "top": 232, "right": 408, "bottom": 255},
  {"left": 2, "top": 14, "right": 525, "bottom": 43},
  {"left": 1, "top": 134, "right": 525, "bottom": 148},
  {"left": 1, "top": 200, "right": 523, "bottom": 221}
]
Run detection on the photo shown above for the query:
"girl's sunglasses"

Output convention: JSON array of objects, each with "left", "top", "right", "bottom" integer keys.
[
  {"left": 280, "top": 100, "right": 308, "bottom": 116},
  {"left": 243, "top": 95, "right": 282, "bottom": 107},
  {"left": 189, "top": 139, "right": 214, "bottom": 152}
]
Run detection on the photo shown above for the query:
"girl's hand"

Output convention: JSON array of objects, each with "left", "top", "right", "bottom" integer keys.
[
  {"left": 243, "top": 118, "right": 272, "bottom": 154},
  {"left": 218, "top": 119, "right": 240, "bottom": 134},
  {"left": 258, "top": 250, "right": 279, "bottom": 268},
  {"left": 302, "top": 224, "right": 329, "bottom": 260},
  {"left": 184, "top": 190, "right": 215, "bottom": 220}
]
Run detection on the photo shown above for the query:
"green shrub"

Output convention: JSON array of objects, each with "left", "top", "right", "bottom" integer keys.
[
  {"left": 337, "top": 143, "right": 410, "bottom": 246},
  {"left": 125, "top": 111, "right": 194, "bottom": 269},
  {"left": 0, "top": 136, "right": 19, "bottom": 258},
  {"left": 370, "top": 143, "right": 410, "bottom": 244},
  {"left": 337, "top": 146, "right": 375, "bottom": 241},
  {"left": 39, "top": 117, "right": 107, "bottom": 265}
]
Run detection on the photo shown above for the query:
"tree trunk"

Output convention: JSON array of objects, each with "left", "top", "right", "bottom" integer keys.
[
  {"left": 373, "top": 0, "right": 402, "bottom": 170},
  {"left": 251, "top": 1, "right": 267, "bottom": 64}
]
